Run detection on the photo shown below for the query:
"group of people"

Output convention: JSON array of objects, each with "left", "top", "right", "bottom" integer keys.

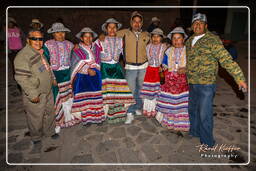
[{"left": 10, "top": 11, "right": 247, "bottom": 148}]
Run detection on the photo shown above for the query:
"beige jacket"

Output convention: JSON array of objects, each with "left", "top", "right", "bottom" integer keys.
[
  {"left": 14, "top": 44, "right": 53, "bottom": 100},
  {"left": 116, "top": 11, "right": 150, "bottom": 65}
]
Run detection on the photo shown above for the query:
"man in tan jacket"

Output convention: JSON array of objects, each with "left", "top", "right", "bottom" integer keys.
[
  {"left": 117, "top": 11, "right": 150, "bottom": 124},
  {"left": 14, "top": 29, "right": 58, "bottom": 144}
]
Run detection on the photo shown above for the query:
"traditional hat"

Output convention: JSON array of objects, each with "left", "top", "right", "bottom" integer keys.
[
  {"left": 192, "top": 13, "right": 207, "bottom": 24},
  {"left": 167, "top": 27, "right": 188, "bottom": 40},
  {"left": 101, "top": 18, "right": 122, "bottom": 32},
  {"left": 150, "top": 28, "right": 165, "bottom": 37},
  {"left": 76, "top": 27, "right": 98, "bottom": 39},
  {"left": 152, "top": 17, "right": 160, "bottom": 22},
  {"left": 30, "top": 18, "right": 44, "bottom": 28},
  {"left": 8, "top": 17, "right": 16, "bottom": 24},
  {"left": 47, "top": 22, "right": 71, "bottom": 34}
]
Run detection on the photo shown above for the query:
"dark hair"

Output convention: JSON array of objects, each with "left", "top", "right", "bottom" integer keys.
[
  {"left": 27, "top": 29, "right": 43, "bottom": 38},
  {"left": 132, "top": 15, "right": 142, "bottom": 21},
  {"left": 171, "top": 33, "right": 185, "bottom": 40},
  {"left": 80, "top": 32, "right": 93, "bottom": 38},
  {"left": 106, "top": 23, "right": 118, "bottom": 30},
  {"left": 151, "top": 34, "right": 164, "bottom": 39}
]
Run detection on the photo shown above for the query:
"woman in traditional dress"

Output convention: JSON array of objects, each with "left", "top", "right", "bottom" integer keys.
[
  {"left": 156, "top": 27, "right": 190, "bottom": 133},
  {"left": 44, "top": 23, "right": 79, "bottom": 132},
  {"left": 95, "top": 18, "right": 135, "bottom": 124},
  {"left": 71, "top": 27, "right": 106, "bottom": 126},
  {"left": 140, "top": 28, "right": 167, "bottom": 117}
]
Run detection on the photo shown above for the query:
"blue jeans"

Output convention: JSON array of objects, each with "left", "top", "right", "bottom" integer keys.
[
  {"left": 188, "top": 84, "right": 216, "bottom": 147},
  {"left": 125, "top": 69, "right": 146, "bottom": 114}
]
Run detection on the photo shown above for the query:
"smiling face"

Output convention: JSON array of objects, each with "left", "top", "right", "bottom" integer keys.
[
  {"left": 27, "top": 31, "right": 43, "bottom": 51},
  {"left": 80, "top": 32, "right": 93, "bottom": 46},
  {"left": 106, "top": 23, "right": 117, "bottom": 37},
  {"left": 53, "top": 32, "right": 66, "bottom": 41},
  {"left": 171, "top": 33, "right": 185, "bottom": 48},
  {"left": 131, "top": 16, "right": 142, "bottom": 32},
  {"left": 151, "top": 34, "right": 162, "bottom": 45},
  {"left": 192, "top": 20, "right": 207, "bottom": 36}
]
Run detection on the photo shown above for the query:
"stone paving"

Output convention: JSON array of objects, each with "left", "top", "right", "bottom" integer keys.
[{"left": 1, "top": 41, "right": 256, "bottom": 170}]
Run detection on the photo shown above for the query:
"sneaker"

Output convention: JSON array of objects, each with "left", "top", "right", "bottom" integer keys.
[
  {"left": 51, "top": 133, "right": 59, "bottom": 140},
  {"left": 135, "top": 110, "right": 142, "bottom": 116},
  {"left": 125, "top": 113, "right": 134, "bottom": 124}
]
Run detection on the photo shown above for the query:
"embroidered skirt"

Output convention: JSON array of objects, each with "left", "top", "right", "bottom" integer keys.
[
  {"left": 140, "top": 66, "right": 161, "bottom": 117},
  {"left": 72, "top": 68, "right": 106, "bottom": 125},
  {"left": 101, "top": 62, "right": 135, "bottom": 123},
  {"left": 53, "top": 69, "right": 80, "bottom": 128},
  {"left": 156, "top": 71, "right": 190, "bottom": 131}
]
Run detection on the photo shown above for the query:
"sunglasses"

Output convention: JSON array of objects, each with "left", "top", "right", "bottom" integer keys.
[{"left": 28, "top": 37, "right": 43, "bottom": 41}]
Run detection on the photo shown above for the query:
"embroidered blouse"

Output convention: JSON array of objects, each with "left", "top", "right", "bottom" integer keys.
[
  {"left": 96, "top": 36, "right": 123, "bottom": 64},
  {"left": 146, "top": 43, "right": 166, "bottom": 67}
]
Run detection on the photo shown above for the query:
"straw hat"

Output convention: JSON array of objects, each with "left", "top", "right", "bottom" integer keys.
[
  {"left": 30, "top": 18, "right": 44, "bottom": 28},
  {"left": 152, "top": 17, "right": 160, "bottom": 22},
  {"left": 101, "top": 18, "right": 122, "bottom": 32},
  {"left": 8, "top": 17, "right": 17, "bottom": 24},
  {"left": 76, "top": 27, "right": 98, "bottom": 39},
  {"left": 150, "top": 28, "right": 165, "bottom": 37},
  {"left": 167, "top": 27, "right": 188, "bottom": 40},
  {"left": 47, "top": 22, "right": 71, "bottom": 34}
]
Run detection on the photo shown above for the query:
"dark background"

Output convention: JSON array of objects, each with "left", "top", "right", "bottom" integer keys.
[{"left": 1, "top": 0, "right": 255, "bottom": 42}]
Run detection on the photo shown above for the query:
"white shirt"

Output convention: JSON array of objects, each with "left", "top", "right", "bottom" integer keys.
[
  {"left": 192, "top": 34, "right": 205, "bottom": 47},
  {"left": 125, "top": 62, "right": 148, "bottom": 70}
]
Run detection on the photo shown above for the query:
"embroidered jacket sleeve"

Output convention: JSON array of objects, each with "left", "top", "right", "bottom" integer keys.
[
  {"left": 43, "top": 45, "right": 56, "bottom": 80},
  {"left": 71, "top": 50, "right": 89, "bottom": 75}
]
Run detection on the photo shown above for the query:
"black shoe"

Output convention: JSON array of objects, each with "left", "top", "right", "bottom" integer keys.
[
  {"left": 32, "top": 140, "right": 41, "bottom": 145},
  {"left": 51, "top": 133, "right": 59, "bottom": 140},
  {"left": 176, "top": 131, "right": 184, "bottom": 137},
  {"left": 97, "top": 122, "right": 103, "bottom": 126},
  {"left": 83, "top": 123, "right": 92, "bottom": 127}
]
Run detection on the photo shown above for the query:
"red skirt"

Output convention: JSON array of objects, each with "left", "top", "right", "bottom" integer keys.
[{"left": 160, "top": 71, "right": 188, "bottom": 94}]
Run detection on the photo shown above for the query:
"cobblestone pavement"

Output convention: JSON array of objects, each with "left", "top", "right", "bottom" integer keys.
[{"left": 1, "top": 41, "right": 256, "bottom": 171}]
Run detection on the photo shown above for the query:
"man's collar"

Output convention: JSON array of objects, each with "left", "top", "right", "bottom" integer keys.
[{"left": 129, "top": 27, "right": 142, "bottom": 33}]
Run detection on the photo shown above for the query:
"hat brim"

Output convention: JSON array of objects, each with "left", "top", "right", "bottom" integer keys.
[
  {"left": 167, "top": 32, "right": 188, "bottom": 40},
  {"left": 102, "top": 22, "right": 122, "bottom": 32},
  {"left": 76, "top": 31, "right": 98, "bottom": 39},
  {"left": 192, "top": 19, "right": 207, "bottom": 24},
  {"left": 150, "top": 32, "right": 166, "bottom": 38},
  {"left": 47, "top": 28, "right": 71, "bottom": 34}
]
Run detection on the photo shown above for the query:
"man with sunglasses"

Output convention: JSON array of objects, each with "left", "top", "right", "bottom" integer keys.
[{"left": 14, "top": 29, "right": 57, "bottom": 145}]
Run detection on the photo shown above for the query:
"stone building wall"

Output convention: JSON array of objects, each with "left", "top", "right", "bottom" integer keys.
[{"left": 8, "top": 8, "right": 180, "bottom": 42}]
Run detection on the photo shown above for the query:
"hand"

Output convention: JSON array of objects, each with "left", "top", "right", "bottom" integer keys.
[
  {"left": 52, "top": 79, "right": 58, "bottom": 86},
  {"left": 178, "top": 67, "right": 186, "bottom": 74},
  {"left": 238, "top": 81, "right": 248, "bottom": 93},
  {"left": 31, "top": 96, "right": 40, "bottom": 103},
  {"left": 38, "top": 49, "right": 44, "bottom": 55},
  {"left": 88, "top": 68, "right": 96, "bottom": 76},
  {"left": 159, "top": 65, "right": 166, "bottom": 72}
]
